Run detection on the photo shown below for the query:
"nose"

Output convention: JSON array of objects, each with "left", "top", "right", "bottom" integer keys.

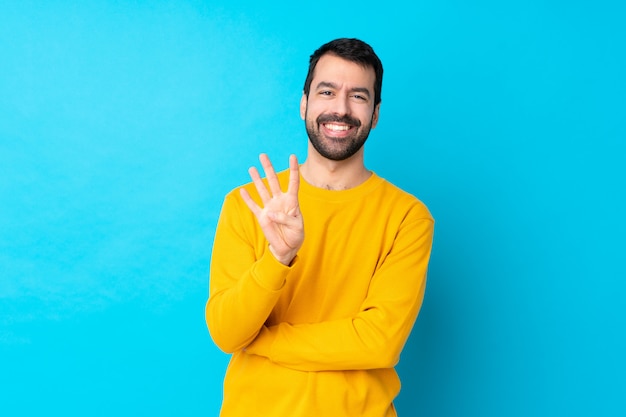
[{"left": 331, "top": 95, "right": 350, "bottom": 116}]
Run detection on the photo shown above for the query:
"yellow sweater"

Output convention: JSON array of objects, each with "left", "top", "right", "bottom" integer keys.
[{"left": 206, "top": 170, "right": 434, "bottom": 417}]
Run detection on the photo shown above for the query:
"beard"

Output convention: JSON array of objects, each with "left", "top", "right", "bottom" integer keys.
[{"left": 305, "top": 111, "right": 374, "bottom": 161}]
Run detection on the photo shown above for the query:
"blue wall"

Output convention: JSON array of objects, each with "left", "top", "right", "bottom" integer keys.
[{"left": 1, "top": 1, "right": 624, "bottom": 416}]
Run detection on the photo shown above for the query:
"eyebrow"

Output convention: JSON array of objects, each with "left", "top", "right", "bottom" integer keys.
[{"left": 315, "top": 81, "right": 372, "bottom": 99}]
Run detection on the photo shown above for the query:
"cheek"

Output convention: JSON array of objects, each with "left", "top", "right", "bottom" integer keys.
[
  {"left": 303, "top": 102, "right": 322, "bottom": 121},
  {"left": 364, "top": 106, "right": 379, "bottom": 128}
]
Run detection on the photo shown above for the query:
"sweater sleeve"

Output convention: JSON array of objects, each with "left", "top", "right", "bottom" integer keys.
[
  {"left": 205, "top": 191, "right": 295, "bottom": 353},
  {"left": 244, "top": 215, "right": 434, "bottom": 371}
]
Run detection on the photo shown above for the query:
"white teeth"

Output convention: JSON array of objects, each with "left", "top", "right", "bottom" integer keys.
[{"left": 324, "top": 123, "right": 350, "bottom": 131}]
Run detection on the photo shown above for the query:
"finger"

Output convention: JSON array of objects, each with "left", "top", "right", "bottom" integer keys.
[
  {"left": 287, "top": 154, "right": 300, "bottom": 196},
  {"left": 240, "top": 188, "right": 262, "bottom": 217},
  {"left": 259, "top": 153, "right": 283, "bottom": 197},
  {"left": 248, "top": 166, "right": 271, "bottom": 204}
]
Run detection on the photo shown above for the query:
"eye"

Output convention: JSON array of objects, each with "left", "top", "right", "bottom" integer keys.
[
  {"left": 319, "top": 90, "right": 333, "bottom": 96},
  {"left": 350, "top": 93, "right": 369, "bottom": 102}
]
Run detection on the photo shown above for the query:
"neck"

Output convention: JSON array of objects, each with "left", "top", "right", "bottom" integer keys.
[{"left": 300, "top": 147, "right": 371, "bottom": 190}]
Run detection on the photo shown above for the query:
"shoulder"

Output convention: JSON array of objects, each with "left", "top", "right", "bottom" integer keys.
[{"left": 375, "top": 175, "right": 434, "bottom": 223}]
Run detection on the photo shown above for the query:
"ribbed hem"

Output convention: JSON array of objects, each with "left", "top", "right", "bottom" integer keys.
[{"left": 250, "top": 248, "right": 294, "bottom": 292}]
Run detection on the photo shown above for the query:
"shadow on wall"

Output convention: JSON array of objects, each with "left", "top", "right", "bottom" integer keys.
[
  {"left": 395, "top": 248, "right": 479, "bottom": 416},
  {"left": 393, "top": 181, "right": 522, "bottom": 416}
]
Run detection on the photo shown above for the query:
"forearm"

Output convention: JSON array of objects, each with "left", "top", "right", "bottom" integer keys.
[
  {"left": 245, "top": 290, "right": 424, "bottom": 371},
  {"left": 206, "top": 250, "right": 291, "bottom": 353},
  {"left": 245, "top": 217, "right": 433, "bottom": 371}
]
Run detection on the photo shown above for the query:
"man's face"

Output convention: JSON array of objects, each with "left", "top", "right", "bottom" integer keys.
[{"left": 301, "top": 54, "right": 380, "bottom": 161}]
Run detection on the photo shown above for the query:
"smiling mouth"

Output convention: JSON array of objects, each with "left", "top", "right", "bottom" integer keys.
[
  {"left": 317, "top": 114, "right": 361, "bottom": 130},
  {"left": 323, "top": 123, "right": 351, "bottom": 132}
]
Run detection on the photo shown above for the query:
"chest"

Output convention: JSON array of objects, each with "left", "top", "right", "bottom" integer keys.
[{"left": 266, "top": 199, "right": 400, "bottom": 324}]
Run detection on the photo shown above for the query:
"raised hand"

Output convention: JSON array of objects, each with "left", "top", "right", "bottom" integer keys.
[{"left": 240, "top": 154, "right": 304, "bottom": 266}]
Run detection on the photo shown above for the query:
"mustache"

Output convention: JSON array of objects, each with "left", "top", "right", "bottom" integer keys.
[{"left": 316, "top": 114, "right": 361, "bottom": 127}]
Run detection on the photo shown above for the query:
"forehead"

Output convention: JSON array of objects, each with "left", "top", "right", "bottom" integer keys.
[{"left": 312, "top": 54, "right": 376, "bottom": 91}]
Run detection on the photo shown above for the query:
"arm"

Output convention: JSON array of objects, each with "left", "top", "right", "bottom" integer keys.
[
  {"left": 205, "top": 154, "right": 304, "bottom": 353},
  {"left": 244, "top": 215, "right": 434, "bottom": 371}
]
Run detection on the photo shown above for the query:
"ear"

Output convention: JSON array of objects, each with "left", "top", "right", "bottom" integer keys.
[
  {"left": 300, "top": 93, "right": 307, "bottom": 120},
  {"left": 371, "top": 103, "right": 381, "bottom": 129}
]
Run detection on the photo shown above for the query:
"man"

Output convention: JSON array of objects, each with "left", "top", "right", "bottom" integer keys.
[{"left": 206, "top": 38, "right": 434, "bottom": 417}]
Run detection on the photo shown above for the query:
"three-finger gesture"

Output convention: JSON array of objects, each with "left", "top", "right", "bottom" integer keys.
[{"left": 240, "top": 154, "right": 304, "bottom": 266}]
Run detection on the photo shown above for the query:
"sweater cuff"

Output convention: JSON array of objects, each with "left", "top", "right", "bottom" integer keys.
[{"left": 250, "top": 249, "right": 298, "bottom": 292}]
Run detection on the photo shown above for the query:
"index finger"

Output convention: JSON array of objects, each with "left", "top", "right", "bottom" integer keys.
[{"left": 287, "top": 154, "right": 300, "bottom": 195}]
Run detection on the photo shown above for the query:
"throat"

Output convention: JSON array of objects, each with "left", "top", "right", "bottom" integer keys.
[
  {"left": 324, "top": 183, "right": 350, "bottom": 191},
  {"left": 301, "top": 160, "right": 372, "bottom": 190}
]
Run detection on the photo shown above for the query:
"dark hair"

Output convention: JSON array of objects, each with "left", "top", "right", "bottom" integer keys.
[{"left": 303, "top": 38, "right": 383, "bottom": 106}]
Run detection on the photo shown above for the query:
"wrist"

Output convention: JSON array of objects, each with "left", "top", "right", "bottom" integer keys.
[{"left": 268, "top": 245, "right": 297, "bottom": 266}]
